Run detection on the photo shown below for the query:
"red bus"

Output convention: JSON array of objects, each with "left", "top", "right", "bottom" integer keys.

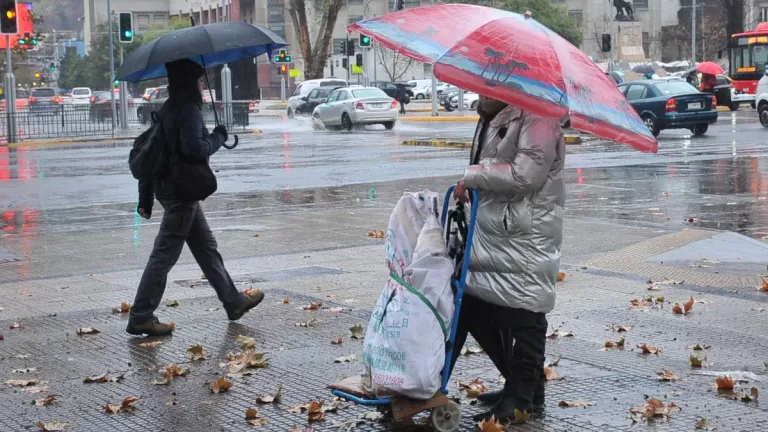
[{"left": 730, "top": 22, "right": 768, "bottom": 94}]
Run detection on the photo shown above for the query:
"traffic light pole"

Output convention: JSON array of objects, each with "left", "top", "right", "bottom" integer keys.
[
  {"left": 5, "top": 34, "right": 16, "bottom": 143},
  {"left": 107, "top": 0, "right": 117, "bottom": 131},
  {"left": 119, "top": 45, "right": 128, "bottom": 129}
]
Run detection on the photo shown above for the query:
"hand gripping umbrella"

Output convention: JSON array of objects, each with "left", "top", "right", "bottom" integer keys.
[{"left": 117, "top": 20, "right": 287, "bottom": 148}]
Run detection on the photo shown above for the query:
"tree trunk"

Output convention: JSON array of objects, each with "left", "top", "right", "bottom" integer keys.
[{"left": 288, "top": 0, "right": 343, "bottom": 80}]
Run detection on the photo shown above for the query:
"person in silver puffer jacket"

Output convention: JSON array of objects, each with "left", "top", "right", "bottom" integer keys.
[{"left": 450, "top": 95, "right": 565, "bottom": 424}]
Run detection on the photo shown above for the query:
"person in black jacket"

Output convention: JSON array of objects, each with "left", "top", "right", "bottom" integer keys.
[{"left": 129, "top": 59, "right": 263, "bottom": 337}]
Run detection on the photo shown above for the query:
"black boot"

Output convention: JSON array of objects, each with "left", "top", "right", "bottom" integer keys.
[
  {"left": 477, "top": 390, "right": 503, "bottom": 404},
  {"left": 472, "top": 396, "right": 530, "bottom": 424}
]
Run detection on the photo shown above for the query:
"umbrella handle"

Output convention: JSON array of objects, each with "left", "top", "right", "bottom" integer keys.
[{"left": 222, "top": 134, "right": 238, "bottom": 150}]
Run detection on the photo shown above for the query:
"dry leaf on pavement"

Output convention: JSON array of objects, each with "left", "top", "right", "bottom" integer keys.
[
  {"left": 13, "top": 367, "right": 37, "bottom": 373},
  {"left": 76, "top": 327, "right": 100, "bottom": 335},
  {"left": 246, "top": 418, "right": 267, "bottom": 426},
  {"left": 211, "top": 377, "right": 232, "bottom": 394},
  {"left": 690, "top": 344, "right": 711, "bottom": 351},
  {"left": 7, "top": 379, "right": 39, "bottom": 387},
  {"left": 477, "top": 415, "right": 506, "bottom": 431},
  {"left": 557, "top": 271, "right": 567, "bottom": 282},
  {"left": 225, "top": 351, "right": 269, "bottom": 376},
  {"left": 349, "top": 324, "right": 364, "bottom": 339},
  {"left": 367, "top": 230, "right": 385, "bottom": 239},
  {"left": 723, "top": 387, "right": 760, "bottom": 403},
  {"left": 461, "top": 345, "right": 484, "bottom": 356},
  {"left": 9, "top": 321, "right": 23, "bottom": 329},
  {"left": 289, "top": 404, "right": 309, "bottom": 414},
  {"left": 187, "top": 344, "right": 206, "bottom": 361},
  {"left": 638, "top": 344, "right": 661, "bottom": 355},
  {"left": 602, "top": 338, "right": 625, "bottom": 350},
  {"left": 111, "top": 302, "right": 131, "bottom": 314},
  {"left": 715, "top": 376, "right": 736, "bottom": 390},
  {"left": 546, "top": 328, "right": 575, "bottom": 338},
  {"left": 458, "top": 378, "right": 488, "bottom": 398},
  {"left": 164, "top": 363, "right": 189, "bottom": 377},
  {"left": 629, "top": 299, "right": 650, "bottom": 310},
  {"left": 303, "top": 302, "right": 322, "bottom": 311},
  {"left": 656, "top": 370, "right": 680, "bottom": 381},
  {"left": 36, "top": 421, "right": 68, "bottom": 431},
  {"left": 282, "top": 297, "right": 291, "bottom": 304},
  {"left": 166, "top": 299, "right": 180, "bottom": 307},
  {"left": 82, "top": 373, "right": 124, "bottom": 384},
  {"left": 543, "top": 366, "right": 563, "bottom": 381},
  {"left": 684, "top": 296, "right": 695, "bottom": 312},
  {"left": 689, "top": 355, "right": 706, "bottom": 368},
  {"left": 331, "top": 337, "right": 343, "bottom": 345},
  {"left": 308, "top": 401, "right": 325, "bottom": 422},
  {"left": 256, "top": 385, "right": 283, "bottom": 404},
  {"left": 34, "top": 395, "right": 57, "bottom": 406},
  {"left": 759, "top": 276, "right": 768, "bottom": 292},
  {"left": 295, "top": 318, "right": 317, "bottom": 328},
  {"left": 558, "top": 400, "right": 595, "bottom": 408},
  {"left": 612, "top": 324, "right": 633, "bottom": 332},
  {"left": 334, "top": 354, "right": 357, "bottom": 363},
  {"left": 694, "top": 417, "right": 714, "bottom": 430},
  {"left": 138, "top": 340, "right": 164, "bottom": 348},
  {"left": 245, "top": 407, "right": 259, "bottom": 419},
  {"left": 546, "top": 357, "right": 561, "bottom": 367},
  {"left": 104, "top": 396, "right": 138, "bottom": 414},
  {"left": 630, "top": 398, "right": 679, "bottom": 420},
  {"left": 237, "top": 335, "right": 256, "bottom": 349}
]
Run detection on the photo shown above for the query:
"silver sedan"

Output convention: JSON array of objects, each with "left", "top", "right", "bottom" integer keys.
[{"left": 312, "top": 87, "right": 399, "bottom": 130}]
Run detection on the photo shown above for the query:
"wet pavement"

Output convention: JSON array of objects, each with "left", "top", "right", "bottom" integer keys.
[{"left": 1, "top": 113, "right": 768, "bottom": 431}]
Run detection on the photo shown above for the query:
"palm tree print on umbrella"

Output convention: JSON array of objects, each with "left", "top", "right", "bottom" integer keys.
[
  {"left": 480, "top": 47, "right": 506, "bottom": 80},
  {"left": 485, "top": 57, "right": 530, "bottom": 89}
]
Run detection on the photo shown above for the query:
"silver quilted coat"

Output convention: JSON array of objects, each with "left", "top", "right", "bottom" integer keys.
[{"left": 463, "top": 106, "right": 565, "bottom": 314}]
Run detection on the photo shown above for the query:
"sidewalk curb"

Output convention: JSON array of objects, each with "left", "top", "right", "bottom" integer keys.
[
  {"left": 3, "top": 129, "right": 262, "bottom": 149},
  {"left": 402, "top": 139, "right": 472, "bottom": 148},
  {"left": 400, "top": 116, "right": 479, "bottom": 122}
]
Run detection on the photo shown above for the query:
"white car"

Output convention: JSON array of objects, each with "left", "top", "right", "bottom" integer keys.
[
  {"left": 756, "top": 74, "right": 768, "bottom": 128},
  {"left": 312, "top": 86, "right": 398, "bottom": 130},
  {"left": 287, "top": 77, "right": 348, "bottom": 118},
  {"left": 411, "top": 86, "right": 432, "bottom": 100},
  {"left": 449, "top": 91, "right": 479, "bottom": 110},
  {"left": 71, "top": 87, "right": 92, "bottom": 105}
]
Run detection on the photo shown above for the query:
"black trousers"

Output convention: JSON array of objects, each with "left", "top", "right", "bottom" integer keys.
[{"left": 449, "top": 294, "right": 548, "bottom": 410}]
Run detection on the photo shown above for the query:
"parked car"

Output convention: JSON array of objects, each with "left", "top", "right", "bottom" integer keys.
[
  {"left": 90, "top": 91, "right": 125, "bottom": 123},
  {"left": 712, "top": 75, "right": 732, "bottom": 109},
  {"left": 370, "top": 81, "right": 414, "bottom": 100},
  {"left": 295, "top": 86, "right": 339, "bottom": 115},
  {"left": 0, "top": 89, "right": 29, "bottom": 110},
  {"left": 136, "top": 85, "right": 169, "bottom": 124},
  {"left": 29, "top": 87, "right": 63, "bottom": 115},
  {"left": 618, "top": 79, "right": 717, "bottom": 137},
  {"left": 439, "top": 86, "right": 461, "bottom": 111},
  {"left": 755, "top": 73, "right": 768, "bottom": 128},
  {"left": 411, "top": 85, "right": 432, "bottom": 100},
  {"left": 287, "top": 78, "right": 348, "bottom": 118},
  {"left": 312, "top": 86, "right": 398, "bottom": 130},
  {"left": 70, "top": 87, "right": 94, "bottom": 106}
]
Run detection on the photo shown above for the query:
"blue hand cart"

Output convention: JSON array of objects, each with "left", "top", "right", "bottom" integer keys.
[{"left": 332, "top": 186, "right": 479, "bottom": 432}]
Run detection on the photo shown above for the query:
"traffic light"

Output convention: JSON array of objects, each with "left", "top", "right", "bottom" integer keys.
[
  {"left": 274, "top": 49, "right": 291, "bottom": 63},
  {"left": 49, "top": 63, "right": 55, "bottom": 72},
  {"left": 342, "top": 58, "right": 348, "bottom": 69},
  {"left": 347, "top": 40, "right": 355, "bottom": 55},
  {"left": 118, "top": 12, "right": 133, "bottom": 43},
  {"left": 0, "top": 0, "right": 17, "bottom": 35},
  {"left": 601, "top": 34, "right": 611, "bottom": 53},
  {"left": 355, "top": 53, "right": 363, "bottom": 67},
  {"left": 277, "top": 64, "right": 287, "bottom": 75},
  {"left": 359, "top": 34, "right": 371, "bottom": 48},
  {"left": 33, "top": 72, "right": 40, "bottom": 79},
  {"left": 17, "top": 31, "right": 27, "bottom": 45}
]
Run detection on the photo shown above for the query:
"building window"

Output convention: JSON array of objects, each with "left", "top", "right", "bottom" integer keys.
[
  {"left": 568, "top": 10, "right": 582, "bottom": 28},
  {"left": 152, "top": 14, "right": 166, "bottom": 25},
  {"left": 761, "top": 6, "right": 768, "bottom": 22},
  {"left": 137, "top": 14, "right": 150, "bottom": 32},
  {"left": 348, "top": 15, "right": 363, "bottom": 25},
  {"left": 634, "top": 0, "right": 649, "bottom": 9}
]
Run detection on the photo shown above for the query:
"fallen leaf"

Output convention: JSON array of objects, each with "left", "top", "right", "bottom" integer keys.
[
  {"left": 211, "top": 377, "right": 232, "bottom": 394},
  {"left": 303, "top": 302, "right": 322, "bottom": 311},
  {"left": 690, "top": 344, "right": 711, "bottom": 351},
  {"left": 237, "top": 335, "right": 256, "bottom": 349},
  {"left": 461, "top": 345, "right": 484, "bottom": 356},
  {"left": 656, "top": 370, "right": 680, "bottom": 381},
  {"left": 166, "top": 299, "right": 180, "bottom": 307},
  {"left": 726, "top": 387, "right": 759, "bottom": 403},
  {"left": 458, "top": 378, "right": 488, "bottom": 398},
  {"left": 334, "top": 354, "right": 357, "bottom": 363},
  {"left": 546, "top": 357, "right": 561, "bottom": 367},
  {"left": 630, "top": 398, "right": 678, "bottom": 420},
  {"left": 76, "top": 327, "right": 100, "bottom": 335},
  {"left": 225, "top": 351, "right": 269, "bottom": 376},
  {"left": 34, "top": 395, "right": 57, "bottom": 406},
  {"left": 689, "top": 355, "right": 705, "bottom": 368},
  {"left": 638, "top": 344, "right": 661, "bottom": 355},
  {"left": 349, "top": 324, "right": 364, "bottom": 339},
  {"left": 477, "top": 415, "right": 506, "bottom": 431},
  {"left": 36, "top": 421, "right": 68, "bottom": 431},
  {"left": 9, "top": 322, "right": 22, "bottom": 329},
  {"left": 612, "top": 324, "right": 633, "bottom": 332},
  {"left": 324, "top": 307, "right": 346, "bottom": 312},
  {"left": 602, "top": 338, "right": 625, "bottom": 350},
  {"left": 557, "top": 271, "right": 567, "bottom": 282},
  {"left": 629, "top": 299, "right": 650, "bottom": 310},
  {"left": 282, "top": 297, "right": 290, "bottom": 304},
  {"left": 672, "top": 303, "right": 685, "bottom": 314},
  {"left": 111, "top": 302, "right": 131, "bottom": 314},
  {"left": 683, "top": 296, "right": 695, "bottom": 313},
  {"left": 295, "top": 318, "right": 317, "bottom": 328},
  {"left": 245, "top": 407, "right": 259, "bottom": 419},
  {"left": 104, "top": 396, "right": 138, "bottom": 414},
  {"left": 256, "top": 385, "right": 283, "bottom": 404},
  {"left": 7, "top": 379, "right": 38, "bottom": 387},
  {"left": 759, "top": 276, "right": 768, "bottom": 292},
  {"left": 164, "top": 363, "right": 189, "bottom": 377},
  {"left": 187, "top": 344, "right": 206, "bottom": 361},
  {"left": 152, "top": 376, "right": 172, "bottom": 386},
  {"left": 715, "top": 375, "right": 736, "bottom": 390},
  {"left": 13, "top": 367, "right": 37, "bottom": 374},
  {"left": 367, "top": 229, "right": 385, "bottom": 239},
  {"left": 246, "top": 418, "right": 267, "bottom": 426},
  {"left": 558, "top": 400, "right": 595, "bottom": 408},
  {"left": 331, "top": 337, "right": 343, "bottom": 345},
  {"left": 308, "top": 401, "right": 325, "bottom": 422},
  {"left": 543, "top": 366, "right": 562, "bottom": 381},
  {"left": 82, "top": 373, "right": 124, "bottom": 383},
  {"left": 138, "top": 340, "right": 164, "bottom": 348},
  {"left": 289, "top": 404, "right": 309, "bottom": 414},
  {"left": 513, "top": 409, "right": 531, "bottom": 424},
  {"left": 252, "top": 233, "right": 260, "bottom": 238},
  {"left": 694, "top": 417, "right": 714, "bottom": 430},
  {"left": 546, "top": 328, "right": 576, "bottom": 338}
]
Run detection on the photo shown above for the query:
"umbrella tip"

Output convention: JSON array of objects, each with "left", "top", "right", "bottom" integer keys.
[{"left": 524, "top": 10, "right": 532, "bottom": 19}]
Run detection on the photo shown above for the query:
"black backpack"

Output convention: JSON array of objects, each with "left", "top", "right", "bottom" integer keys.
[{"left": 129, "top": 111, "right": 170, "bottom": 180}]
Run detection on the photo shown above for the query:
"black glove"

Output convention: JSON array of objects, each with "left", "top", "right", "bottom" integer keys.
[{"left": 213, "top": 125, "right": 228, "bottom": 142}]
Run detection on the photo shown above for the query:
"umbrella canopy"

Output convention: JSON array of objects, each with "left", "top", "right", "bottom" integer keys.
[
  {"left": 695, "top": 61, "right": 724, "bottom": 76},
  {"left": 349, "top": 4, "right": 656, "bottom": 152},
  {"left": 631, "top": 64, "right": 656, "bottom": 75},
  {"left": 117, "top": 22, "right": 287, "bottom": 82}
]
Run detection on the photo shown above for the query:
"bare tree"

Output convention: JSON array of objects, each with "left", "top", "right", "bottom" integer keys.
[
  {"left": 375, "top": 44, "right": 415, "bottom": 82},
  {"left": 288, "top": 0, "right": 343, "bottom": 80}
]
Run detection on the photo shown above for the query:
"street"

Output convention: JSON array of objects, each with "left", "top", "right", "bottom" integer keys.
[{"left": 1, "top": 114, "right": 768, "bottom": 431}]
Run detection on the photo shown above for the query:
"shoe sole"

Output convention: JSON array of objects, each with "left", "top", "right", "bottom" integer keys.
[
  {"left": 125, "top": 324, "right": 174, "bottom": 337},
  {"left": 228, "top": 291, "right": 265, "bottom": 321}
]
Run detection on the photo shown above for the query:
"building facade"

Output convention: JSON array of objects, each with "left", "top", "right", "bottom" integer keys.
[{"left": 83, "top": 0, "right": 170, "bottom": 52}]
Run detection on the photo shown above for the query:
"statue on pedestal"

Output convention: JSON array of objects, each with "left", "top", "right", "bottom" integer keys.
[{"left": 611, "top": 0, "right": 638, "bottom": 21}]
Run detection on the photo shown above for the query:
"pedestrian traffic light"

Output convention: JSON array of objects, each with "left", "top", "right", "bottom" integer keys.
[
  {"left": 359, "top": 34, "right": 371, "bottom": 48},
  {"left": 0, "top": 0, "right": 17, "bottom": 35},
  {"left": 49, "top": 63, "right": 55, "bottom": 72},
  {"left": 601, "top": 34, "right": 611, "bottom": 53},
  {"left": 355, "top": 53, "right": 363, "bottom": 67},
  {"left": 118, "top": 12, "right": 133, "bottom": 43}
]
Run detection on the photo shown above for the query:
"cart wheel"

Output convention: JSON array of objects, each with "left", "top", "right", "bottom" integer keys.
[{"left": 430, "top": 401, "right": 461, "bottom": 432}]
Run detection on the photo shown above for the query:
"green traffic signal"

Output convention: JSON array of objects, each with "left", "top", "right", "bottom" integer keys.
[
  {"left": 285, "top": 55, "right": 291, "bottom": 62},
  {"left": 124, "top": 30, "right": 132, "bottom": 38},
  {"left": 31, "top": 38, "right": 37, "bottom": 45},
  {"left": 274, "top": 55, "right": 280, "bottom": 63}
]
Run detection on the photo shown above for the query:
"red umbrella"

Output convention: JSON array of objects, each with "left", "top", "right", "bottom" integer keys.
[
  {"left": 695, "top": 62, "right": 724, "bottom": 76},
  {"left": 349, "top": 4, "right": 656, "bottom": 153}
]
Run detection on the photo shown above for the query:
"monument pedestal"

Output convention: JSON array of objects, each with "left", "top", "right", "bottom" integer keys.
[{"left": 614, "top": 21, "right": 646, "bottom": 62}]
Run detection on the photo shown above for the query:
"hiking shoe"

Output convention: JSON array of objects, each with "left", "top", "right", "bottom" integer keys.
[
  {"left": 126, "top": 316, "right": 175, "bottom": 337},
  {"left": 227, "top": 289, "right": 265, "bottom": 321}
]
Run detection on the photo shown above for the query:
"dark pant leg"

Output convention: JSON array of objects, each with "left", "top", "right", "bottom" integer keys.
[
  {"left": 447, "top": 295, "right": 476, "bottom": 378},
  {"left": 184, "top": 202, "right": 242, "bottom": 310},
  {"left": 130, "top": 200, "right": 197, "bottom": 323},
  {"left": 503, "top": 311, "right": 548, "bottom": 411}
]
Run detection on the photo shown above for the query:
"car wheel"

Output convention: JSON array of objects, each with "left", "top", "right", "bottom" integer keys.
[
  {"left": 729, "top": 103, "right": 740, "bottom": 111},
  {"left": 642, "top": 114, "right": 660, "bottom": 137},
  {"left": 444, "top": 106, "right": 454, "bottom": 112},
  {"left": 383, "top": 121, "right": 395, "bottom": 130},
  {"left": 287, "top": 108, "right": 294, "bottom": 119},
  {"left": 759, "top": 103, "right": 768, "bottom": 128},
  {"left": 751, "top": 102, "right": 756, "bottom": 109},
  {"left": 691, "top": 123, "right": 709, "bottom": 136},
  {"left": 341, "top": 113, "right": 353, "bottom": 131},
  {"left": 470, "top": 101, "right": 478, "bottom": 109},
  {"left": 415, "top": 94, "right": 425, "bottom": 100}
]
